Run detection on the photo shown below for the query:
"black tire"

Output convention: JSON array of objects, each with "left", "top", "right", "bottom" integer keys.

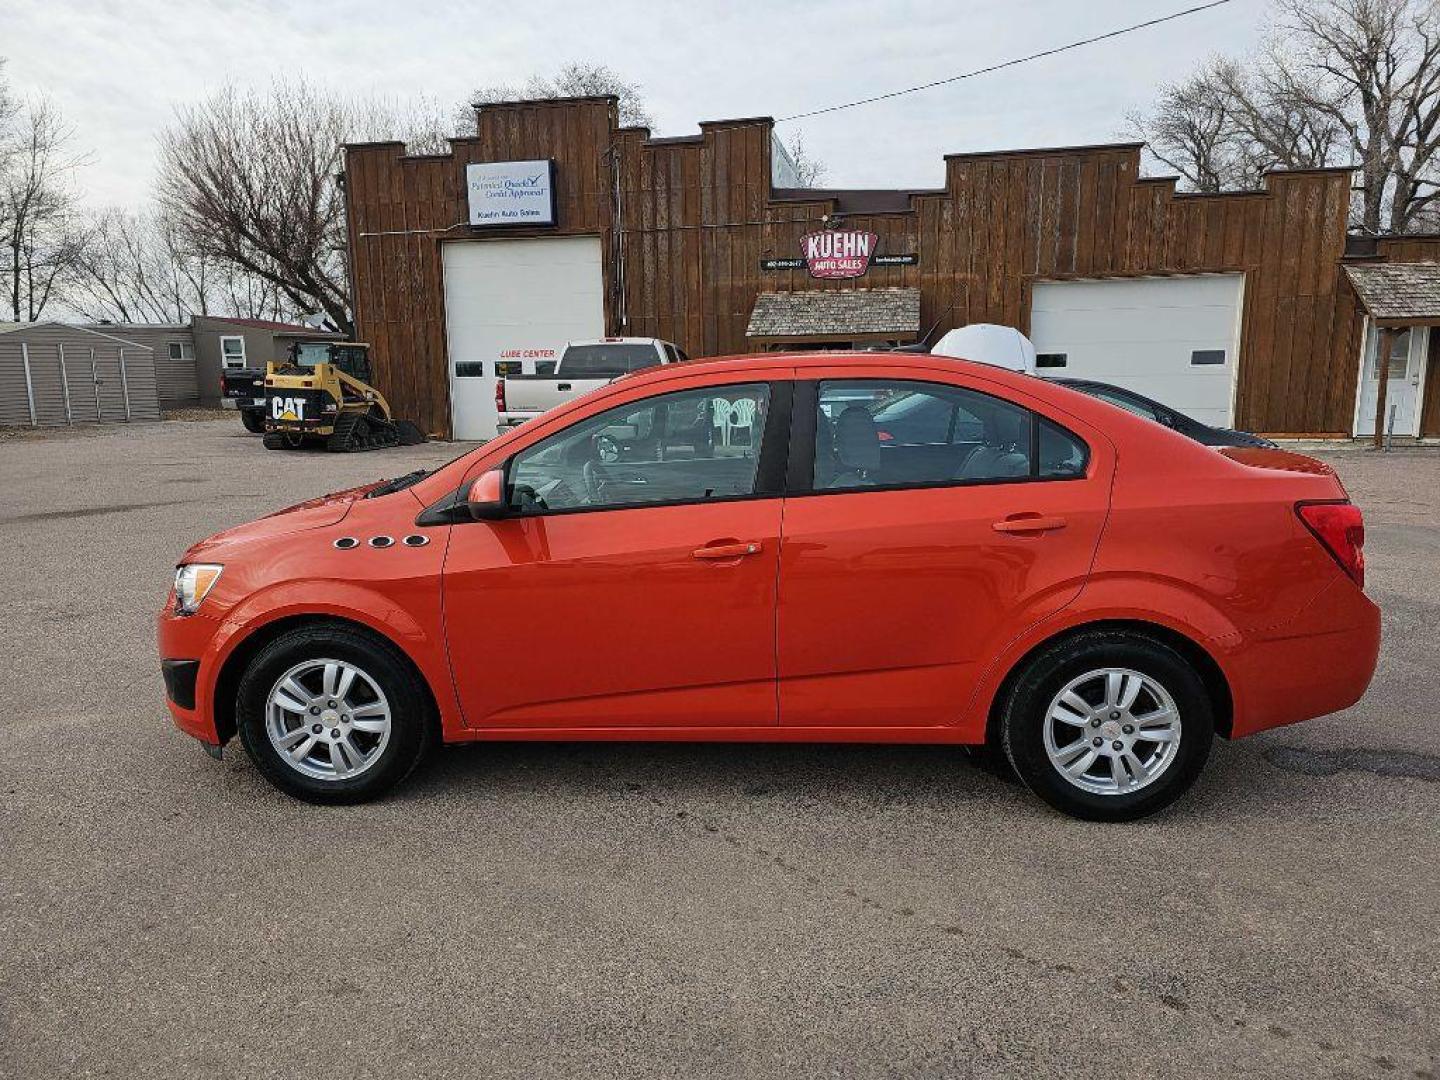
[
  {"left": 235, "top": 624, "right": 433, "bottom": 804},
  {"left": 1000, "top": 630, "right": 1214, "bottom": 822},
  {"left": 394, "top": 419, "right": 427, "bottom": 445},
  {"left": 240, "top": 409, "right": 265, "bottom": 433}
]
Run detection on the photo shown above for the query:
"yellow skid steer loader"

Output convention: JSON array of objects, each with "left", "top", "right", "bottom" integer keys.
[{"left": 262, "top": 341, "right": 426, "bottom": 452}]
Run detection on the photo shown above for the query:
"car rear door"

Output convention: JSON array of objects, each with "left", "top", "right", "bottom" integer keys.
[
  {"left": 441, "top": 375, "right": 790, "bottom": 730},
  {"left": 776, "top": 368, "right": 1113, "bottom": 729}
]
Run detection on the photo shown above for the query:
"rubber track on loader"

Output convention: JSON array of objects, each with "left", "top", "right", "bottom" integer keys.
[{"left": 327, "top": 411, "right": 401, "bottom": 452}]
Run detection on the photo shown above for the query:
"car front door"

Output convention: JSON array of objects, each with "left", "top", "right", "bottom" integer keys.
[
  {"left": 777, "top": 371, "right": 1112, "bottom": 728},
  {"left": 442, "top": 377, "right": 788, "bottom": 731}
]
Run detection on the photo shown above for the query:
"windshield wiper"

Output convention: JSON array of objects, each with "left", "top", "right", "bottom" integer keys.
[{"left": 365, "top": 468, "right": 430, "bottom": 498}]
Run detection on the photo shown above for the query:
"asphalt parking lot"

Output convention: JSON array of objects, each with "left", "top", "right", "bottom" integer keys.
[{"left": 2, "top": 417, "right": 1437, "bottom": 1080}]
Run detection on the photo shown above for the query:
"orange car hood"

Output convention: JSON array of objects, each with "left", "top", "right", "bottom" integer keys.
[{"left": 183, "top": 482, "right": 379, "bottom": 558}]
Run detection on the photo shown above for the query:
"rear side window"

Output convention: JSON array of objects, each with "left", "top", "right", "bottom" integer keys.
[
  {"left": 1038, "top": 419, "right": 1087, "bottom": 477},
  {"left": 813, "top": 379, "right": 1088, "bottom": 490}
]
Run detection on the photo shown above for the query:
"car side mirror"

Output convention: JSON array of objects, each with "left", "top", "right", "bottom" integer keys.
[{"left": 466, "top": 468, "right": 507, "bottom": 521}]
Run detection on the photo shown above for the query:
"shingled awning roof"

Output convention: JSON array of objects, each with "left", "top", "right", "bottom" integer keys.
[
  {"left": 1344, "top": 262, "right": 1440, "bottom": 327},
  {"left": 745, "top": 287, "right": 921, "bottom": 343}
]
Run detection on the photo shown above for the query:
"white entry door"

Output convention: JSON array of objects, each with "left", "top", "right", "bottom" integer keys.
[
  {"left": 1029, "top": 274, "right": 1244, "bottom": 426},
  {"left": 442, "top": 236, "right": 605, "bottom": 440},
  {"left": 1354, "top": 324, "right": 1428, "bottom": 437}
]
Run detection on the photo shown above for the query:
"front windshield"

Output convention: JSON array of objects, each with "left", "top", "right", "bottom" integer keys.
[{"left": 292, "top": 343, "right": 331, "bottom": 367}]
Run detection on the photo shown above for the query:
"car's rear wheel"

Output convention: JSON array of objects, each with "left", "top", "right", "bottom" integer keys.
[
  {"left": 240, "top": 409, "right": 265, "bottom": 433},
  {"left": 1000, "top": 630, "right": 1214, "bottom": 821},
  {"left": 235, "top": 624, "right": 432, "bottom": 803}
]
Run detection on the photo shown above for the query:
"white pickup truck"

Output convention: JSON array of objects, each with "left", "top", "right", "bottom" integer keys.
[{"left": 497, "top": 337, "right": 688, "bottom": 431}]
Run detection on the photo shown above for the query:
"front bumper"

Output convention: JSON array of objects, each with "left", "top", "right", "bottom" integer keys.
[
  {"left": 161, "top": 659, "right": 200, "bottom": 709},
  {"left": 158, "top": 608, "right": 224, "bottom": 745}
]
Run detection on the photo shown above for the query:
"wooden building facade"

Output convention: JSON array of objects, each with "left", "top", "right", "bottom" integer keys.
[{"left": 344, "top": 95, "right": 1440, "bottom": 440}]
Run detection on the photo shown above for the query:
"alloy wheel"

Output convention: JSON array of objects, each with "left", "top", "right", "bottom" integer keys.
[
  {"left": 1042, "top": 667, "right": 1182, "bottom": 796},
  {"left": 264, "top": 658, "right": 392, "bottom": 781}
]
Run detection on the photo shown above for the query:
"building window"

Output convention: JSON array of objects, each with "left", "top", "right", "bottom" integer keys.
[
  {"left": 1036, "top": 353, "right": 1068, "bottom": 368},
  {"left": 220, "top": 336, "right": 247, "bottom": 368},
  {"left": 1191, "top": 349, "right": 1226, "bottom": 366},
  {"left": 168, "top": 341, "right": 195, "bottom": 361}
]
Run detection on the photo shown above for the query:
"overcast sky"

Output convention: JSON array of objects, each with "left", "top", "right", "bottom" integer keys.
[{"left": 2, "top": 0, "right": 1265, "bottom": 210}]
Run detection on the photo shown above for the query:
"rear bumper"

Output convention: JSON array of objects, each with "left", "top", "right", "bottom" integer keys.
[{"left": 1225, "top": 577, "right": 1381, "bottom": 738}]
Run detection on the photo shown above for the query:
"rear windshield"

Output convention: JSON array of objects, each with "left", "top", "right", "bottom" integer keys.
[{"left": 559, "top": 344, "right": 660, "bottom": 377}]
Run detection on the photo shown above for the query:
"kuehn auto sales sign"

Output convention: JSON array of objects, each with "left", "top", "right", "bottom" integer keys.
[
  {"left": 761, "top": 229, "right": 918, "bottom": 278},
  {"left": 467, "top": 160, "right": 556, "bottom": 226},
  {"left": 802, "top": 230, "right": 875, "bottom": 278}
]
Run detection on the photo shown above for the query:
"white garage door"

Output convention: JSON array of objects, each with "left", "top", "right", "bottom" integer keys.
[
  {"left": 1029, "top": 275, "right": 1244, "bottom": 426},
  {"left": 443, "top": 236, "right": 605, "bottom": 440}
]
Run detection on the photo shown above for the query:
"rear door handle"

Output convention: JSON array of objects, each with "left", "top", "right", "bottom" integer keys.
[
  {"left": 992, "top": 515, "right": 1068, "bottom": 534},
  {"left": 692, "top": 540, "right": 763, "bottom": 560},
  {"left": 557, "top": 382, "right": 572, "bottom": 391}
]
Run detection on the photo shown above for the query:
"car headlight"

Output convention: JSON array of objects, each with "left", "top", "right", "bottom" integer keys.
[{"left": 174, "top": 564, "right": 223, "bottom": 615}]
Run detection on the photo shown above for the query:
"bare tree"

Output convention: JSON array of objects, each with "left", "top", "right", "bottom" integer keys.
[
  {"left": 157, "top": 81, "right": 353, "bottom": 334},
  {"left": 784, "top": 130, "right": 829, "bottom": 187},
  {"left": 1131, "top": 0, "right": 1440, "bottom": 234},
  {"left": 459, "top": 61, "right": 654, "bottom": 133},
  {"left": 0, "top": 91, "right": 89, "bottom": 321},
  {"left": 69, "top": 207, "right": 300, "bottom": 324},
  {"left": 157, "top": 81, "right": 461, "bottom": 336}
]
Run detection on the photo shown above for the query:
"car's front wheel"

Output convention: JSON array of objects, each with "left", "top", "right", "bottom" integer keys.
[
  {"left": 1000, "top": 630, "right": 1214, "bottom": 821},
  {"left": 235, "top": 624, "right": 432, "bottom": 803}
]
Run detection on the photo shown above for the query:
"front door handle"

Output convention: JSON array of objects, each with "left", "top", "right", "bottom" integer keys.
[
  {"left": 992, "top": 515, "right": 1068, "bottom": 534},
  {"left": 692, "top": 540, "right": 763, "bottom": 560}
]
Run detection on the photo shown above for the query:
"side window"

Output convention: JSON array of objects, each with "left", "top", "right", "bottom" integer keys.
[
  {"left": 1091, "top": 386, "right": 1159, "bottom": 422},
  {"left": 1038, "top": 419, "right": 1088, "bottom": 477},
  {"left": 508, "top": 383, "right": 771, "bottom": 513},
  {"left": 813, "top": 379, "right": 1087, "bottom": 489}
]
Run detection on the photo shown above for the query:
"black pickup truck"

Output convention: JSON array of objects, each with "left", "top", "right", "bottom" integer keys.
[{"left": 220, "top": 369, "right": 268, "bottom": 432}]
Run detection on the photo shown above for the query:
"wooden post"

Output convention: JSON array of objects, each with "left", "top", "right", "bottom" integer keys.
[{"left": 1373, "top": 326, "right": 1395, "bottom": 449}]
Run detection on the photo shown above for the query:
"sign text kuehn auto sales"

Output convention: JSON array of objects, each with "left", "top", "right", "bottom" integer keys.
[{"left": 761, "top": 229, "right": 919, "bottom": 279}]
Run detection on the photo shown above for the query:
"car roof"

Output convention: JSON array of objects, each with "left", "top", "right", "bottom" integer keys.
[{"left": 567, "top": 337, "right": 667, "bottom": 346}]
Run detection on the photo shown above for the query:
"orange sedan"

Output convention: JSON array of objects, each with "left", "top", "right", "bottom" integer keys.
[{"left": 158, "top": 353, "right": 1378, "bottom": 820}]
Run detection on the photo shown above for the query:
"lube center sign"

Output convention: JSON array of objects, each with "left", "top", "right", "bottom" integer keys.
[{"left": 466, "top": 160, "right": 556, "bottom": 226}]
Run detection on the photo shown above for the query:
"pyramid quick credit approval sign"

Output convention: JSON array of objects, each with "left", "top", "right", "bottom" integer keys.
[{"left": 467, "top": 160, "right": 557, "bottom": 226}]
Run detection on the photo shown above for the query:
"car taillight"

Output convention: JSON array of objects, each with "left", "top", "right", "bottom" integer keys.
[
  {"left": 495, "top": 379, "right": 506, "bottom": 413},
  {"left": 1296, "top": 501, "right": 1365, "bottom": 589}
]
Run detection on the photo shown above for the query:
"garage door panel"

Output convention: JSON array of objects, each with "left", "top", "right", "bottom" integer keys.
[
  {"left": 443, "top": 236, "right": 605, "bottom": 440},
  {"left": 1031, "top": 306, "right": 1239, "bottom": 345},
  {"left": 1030, "top": 275, "right": 1242, "bottom": 427}
]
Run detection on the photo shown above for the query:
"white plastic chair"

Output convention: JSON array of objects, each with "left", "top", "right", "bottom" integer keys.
[
  {"left": 729, "top": 397, "right": 757, "bottom": 447},
  {"left": 711, "top": 398, "right": 733, "bottom": 447}
]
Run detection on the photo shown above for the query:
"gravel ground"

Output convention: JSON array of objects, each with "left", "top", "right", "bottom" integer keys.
[{"left": 1, "top": 419, "right": 1436, "bottom": 1080}]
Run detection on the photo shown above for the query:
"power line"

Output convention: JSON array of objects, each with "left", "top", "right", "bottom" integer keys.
[{"left": 775, "top": 0, "right": 1235, "bottom": 123}]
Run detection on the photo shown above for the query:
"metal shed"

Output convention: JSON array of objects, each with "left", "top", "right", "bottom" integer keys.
[{"left": 0, "top": 322, "right": 162, "bottom": 428}]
